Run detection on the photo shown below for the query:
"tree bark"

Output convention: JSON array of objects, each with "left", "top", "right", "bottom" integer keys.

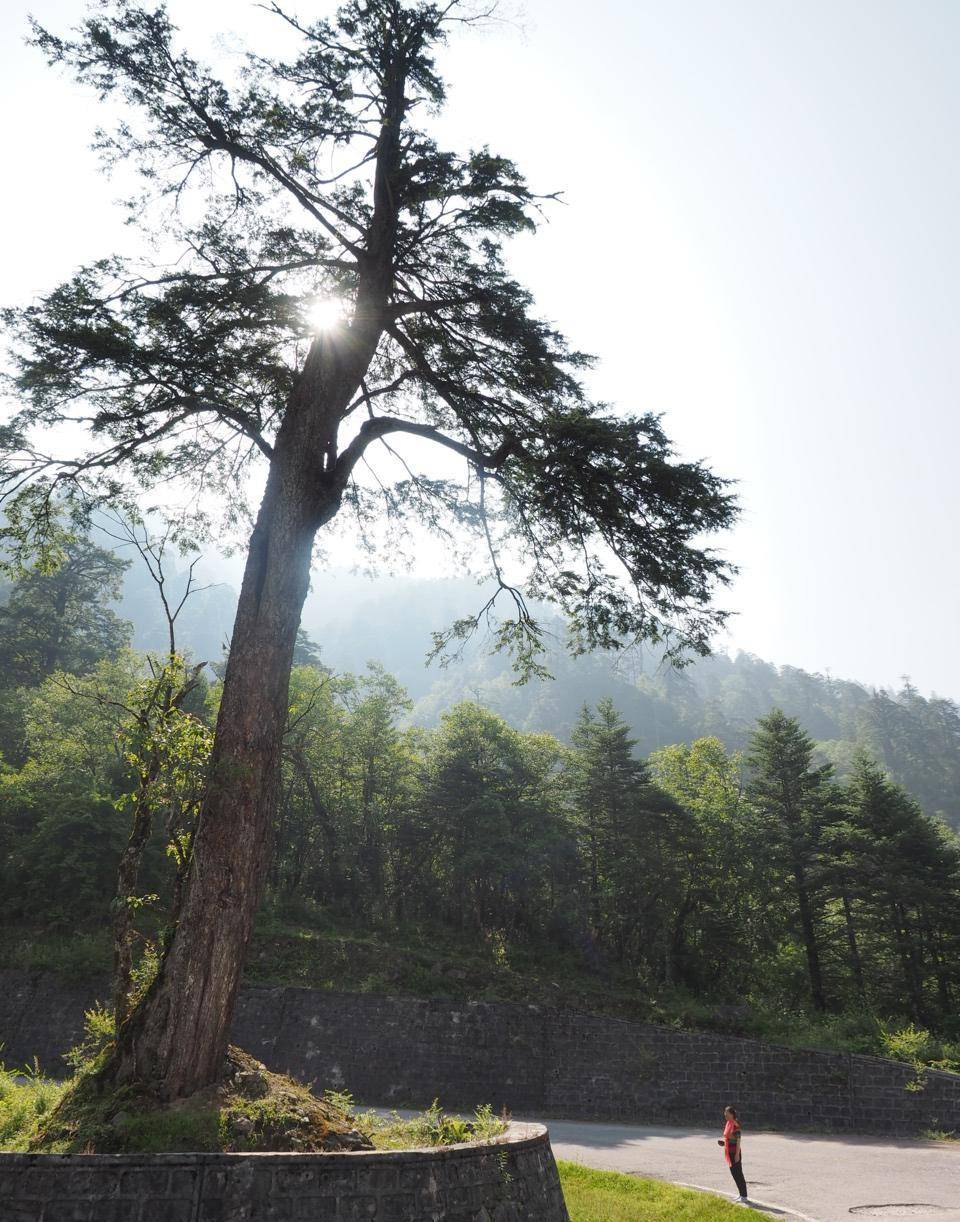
[
  {"left": 891, "top": 901, "right": 926, "bottom": 1021},
  {"left": 792, "top": 856, "right": 828, "bottom": 1011},
  {"left": 293, "top": 748, "right": 343, "bottom": 904},
  {"left": 110, "top": 25, "right": 408, "bottom": 1099},
  {"left": 112, "top": 346, "right": 363, "bottom": 1095},
  {"left": 840, "top": 879, "right": 866, "bottom": 1005}
]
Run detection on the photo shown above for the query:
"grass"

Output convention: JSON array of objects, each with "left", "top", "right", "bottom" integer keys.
[
  {"left": 558, "top": 1161, "right": 766, "bottom": 1221},
  {"left": 350, "top": 1098, "right": 507, "bottom": 1150},
  {"left": 0, "top": 928, "right": 112, "bottom": 986},
  {"left": 0, "top": 1062, "right": 66, "bottom": 1151}
]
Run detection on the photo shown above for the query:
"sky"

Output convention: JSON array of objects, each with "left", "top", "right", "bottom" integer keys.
[{"left": 2, "top": 0, "right": 959, "bottom": 698}]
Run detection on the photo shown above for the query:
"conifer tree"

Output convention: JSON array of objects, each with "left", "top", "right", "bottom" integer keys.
[
  {"left": 748, "top": 709, "right": 832, "bottom": 1010},
  {"left": 844, "top": 754, "right": 960, "bottom": 1020},
  {"left": 1, "top": 1, "right": 735, "bottom": 1097},
  {"left": 569, "top": 699, "right": 648, "bottom": 937},
  {"left": 568, "top": 697, "right": 685, "bottom": 974}
]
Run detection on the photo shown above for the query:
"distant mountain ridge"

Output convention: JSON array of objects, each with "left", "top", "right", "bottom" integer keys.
[{"left": 116, "top": 563, "right": 960, "bottom": 828}]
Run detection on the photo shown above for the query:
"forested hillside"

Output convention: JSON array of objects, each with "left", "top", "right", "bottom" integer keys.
[
  {"left": 118, "top": 560, "right": 960, "bottom": 829},
  {"left": 3, "top": 528, "right": 960, "bottom": 1068}
]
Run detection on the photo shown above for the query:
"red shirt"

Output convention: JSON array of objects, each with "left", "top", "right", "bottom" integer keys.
[{"left": 723, "top": 1118, "right": 741, "bottom": 1166}]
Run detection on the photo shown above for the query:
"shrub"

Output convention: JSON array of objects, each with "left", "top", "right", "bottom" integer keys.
[{"left": 880, "top": 1023, "right": 939, "bottom": 1065}]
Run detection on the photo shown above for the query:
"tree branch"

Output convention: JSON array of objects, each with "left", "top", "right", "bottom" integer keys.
[{"left": 334, "top": 414, "right": 518, "bottom": 488}]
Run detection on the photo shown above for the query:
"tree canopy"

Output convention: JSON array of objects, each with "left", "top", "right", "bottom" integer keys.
[{"left": 2, "top": 0, "right": 736, "bottom": 672}]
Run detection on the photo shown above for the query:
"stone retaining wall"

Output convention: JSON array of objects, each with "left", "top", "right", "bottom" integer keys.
[
  {"left": 0, "top": 1122, "right": 567, "bottom": 1221},
  {"left": 3, "top": 970, "right": 960, "bottom": 1135}
]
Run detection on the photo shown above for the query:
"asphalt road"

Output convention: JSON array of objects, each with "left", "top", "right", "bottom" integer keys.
[{"left": 540, "top": 1118, "right": 960, "bottom": 1222}]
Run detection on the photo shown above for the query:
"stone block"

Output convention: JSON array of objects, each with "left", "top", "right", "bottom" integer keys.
[
  {"left": 168, "top": 1169, "right": 198, "bottom": 1197},
  {"left": 119, "top": 1169, "right": 170, "bottom": 1198},
  {"left": 141, "top": 1200, "right": 192, "bottom": 1222},
  {"left": 339, "top": 1197, "right": 378, "bottom": 1220},
  {"left": 379, "top": 1193, "right": 417, "bottom": 1218},
  {"left": 275, "top": 1167, "right": 319, "bottom": 1194},
  {"left": 40, "top": 1203, "right": 92, "bottom": 1222},
  {"left": 322, "top": 1165, "right": 361, "bottom": 1192},
  {"left": 87, "top": 1203, "right": 143, "bottom": 1222},
  {"left": 293, "top": 1197, "right": 338, "bottom": 1219},
  {"left": 360, "top": 1165, "right": 399, "bottom": 1192},
  {"left": 0, "top": 1205, "right": 47, "bottom": 1222}
]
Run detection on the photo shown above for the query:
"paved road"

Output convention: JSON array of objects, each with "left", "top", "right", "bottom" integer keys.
[{"left": 539, "top": 1118, "right": 960, "bottom": 1222}]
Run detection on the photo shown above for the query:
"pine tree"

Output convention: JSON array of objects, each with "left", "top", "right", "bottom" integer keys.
[
  {"left": 748, "top": 709, "right": 832, "bottom": 1010},
  {"left": 844, "top": 754, "right": 960, "bottom": 1020},
  {"left": 569, "top": 699, "right": 648, "bottom": 939}
]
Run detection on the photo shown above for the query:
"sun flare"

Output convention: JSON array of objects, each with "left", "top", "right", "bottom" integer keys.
[{"left": 307, "top": 297, "right": 346, "bottom": 332}]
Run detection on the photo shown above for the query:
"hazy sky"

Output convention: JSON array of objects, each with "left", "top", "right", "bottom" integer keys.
[{"left": 2, "top": 1, "right": 959, "bottom": 697}]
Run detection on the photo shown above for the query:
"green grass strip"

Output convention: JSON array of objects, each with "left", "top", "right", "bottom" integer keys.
[{"left": 558, "top": 1159, "right": 763, "bottom": 1221}]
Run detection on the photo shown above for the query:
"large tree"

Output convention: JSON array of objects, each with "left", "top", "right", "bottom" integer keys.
[{"left": 1, "top": 1, "right": 736, "bottom": 1098}]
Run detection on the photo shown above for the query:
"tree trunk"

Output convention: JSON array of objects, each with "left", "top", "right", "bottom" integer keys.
[
  {"left": 792, "top": 858, "right": 828, "bottom": 1011},
  {"left": 920, "top": 908, "right": 952, "bottom": 1012},
  {"left": 114, "top": 413, "right": 340, "bottom": 1097},
  {"left": 667, "top": 896, "right": 694, "bottom": 990},
  {"left": 107, "top": 23, "right": 407, "bottom": 1096},
  {"left": 840, "top": 879, "right": 866, "bottom": 1005},
  {"left": 293, "top": 749, "right": 343, "bottom": 904},
  {"left": 113, "top": 765, "right": 160, "bottom": 1030},
  {"left": 891, "top": 901, "right": 926, "bottom": 1021}
]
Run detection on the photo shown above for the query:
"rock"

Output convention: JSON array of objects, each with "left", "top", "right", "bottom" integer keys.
[
  {"left": 232, "top": 1116, "right": 254, "bottom": 1135},
  {"left": 234, "top": 1069, "right": 269, "bottom": 1099},
  {"left": 324, "top": 1127, "right": 369, "bottom": 1151}
]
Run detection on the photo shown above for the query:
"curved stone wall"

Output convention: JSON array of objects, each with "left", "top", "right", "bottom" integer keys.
[{"left": 0, "top": 1122, "right": 568, "bottom": 1221}]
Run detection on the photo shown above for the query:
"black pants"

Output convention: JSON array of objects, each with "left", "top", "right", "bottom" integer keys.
[{"left": 729, "top": 1160, "right": 747, "bottom": 1197}]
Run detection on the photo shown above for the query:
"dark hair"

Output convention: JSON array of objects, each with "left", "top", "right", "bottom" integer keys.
[{"left": 724, "top": 1105, "right": 738, "bottom": 1118}]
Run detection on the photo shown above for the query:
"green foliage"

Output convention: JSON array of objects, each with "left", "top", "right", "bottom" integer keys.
[
  {"left": 880, "top": 1024, "right": 960, "bottom": 1076},
  {"left": 0, "top": 929, "right": 111, "bottom": 984},
  {"left": 351, "top": 1099, "right": 507, "bottom": 1150},
  {"left": 127, "top": 944, "right": 161, "bottom": 1010},
  {"left": 0, "top": 524, "right": 131, "bottom": 696},
  {"left": 1, "top": 536, "right": 960, "bottom": 1070},
  {"left": 116, "top": 651, "right": 213, "bottom": 886},
  {"left": 0, "top": 647, "right": 207, "bottom": 930},
  {"left": 1, "top": 792, "right": 127, "bottom": 926},
  {"left": 0, "top": 1060, "right": 65, "bottom": 1152},
  {"left": 880, "top": 1022, "right": 936, "bottom": 1064},
  {"left": 63, "top": 1005, "right": 116, "bottom": 1075}
]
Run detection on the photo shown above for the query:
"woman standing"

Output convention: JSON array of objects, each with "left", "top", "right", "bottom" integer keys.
[{"left": 718, "top": 1105, "right": 749, "bottom": 1203}]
